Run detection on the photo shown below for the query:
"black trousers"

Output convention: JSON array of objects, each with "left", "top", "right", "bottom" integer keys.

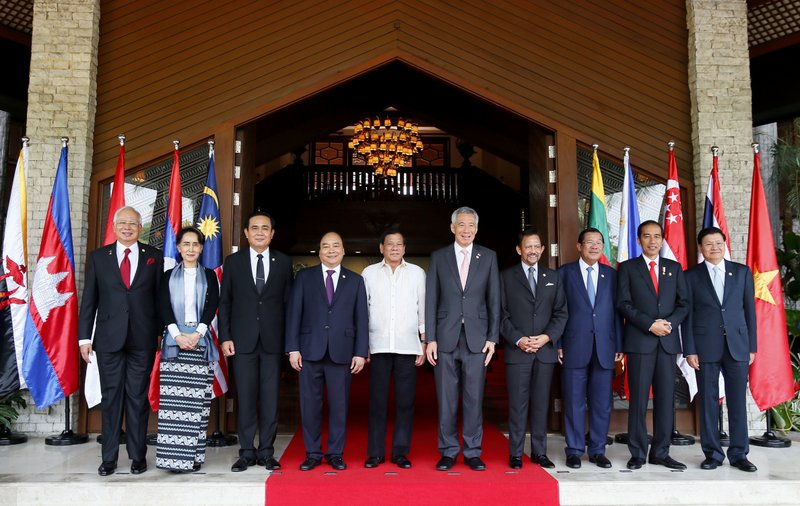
[
  {"left": 96, "top": 345, "right": 155, "bottom": 464},
  {"left": 626, "top": 346, "right": 676, "bottom": 460},
  {"left": 232, "top": 348, "right": 282, "bottom": 460},
  {"left": 506, "top": 359, "right": 554, "bottom": 457},
  {"left": 367, "top": 353, "right": 417, "bottom": 458}
]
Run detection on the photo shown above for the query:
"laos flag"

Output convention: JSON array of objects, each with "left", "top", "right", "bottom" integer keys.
[{"left": 23, "top": 141, "right": 79, "bottom": 409}]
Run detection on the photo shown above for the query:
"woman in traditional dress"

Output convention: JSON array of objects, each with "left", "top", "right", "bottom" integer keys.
[{"left": 156, "top": 226, "right": 219, "bottom": 472}]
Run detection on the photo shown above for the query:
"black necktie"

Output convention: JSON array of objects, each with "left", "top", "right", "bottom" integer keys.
[{"left": 256, "top": 254, "right": 265, "bottom": 294}]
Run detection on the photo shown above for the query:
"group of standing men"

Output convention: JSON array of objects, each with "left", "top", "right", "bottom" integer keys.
[{"left": 79, "top": 205, "right": 757, "bottom": 476}]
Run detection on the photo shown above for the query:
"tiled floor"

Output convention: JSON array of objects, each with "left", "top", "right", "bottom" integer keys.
[{"left": 1, "top": 431, "right": 798, "bottom": 505}]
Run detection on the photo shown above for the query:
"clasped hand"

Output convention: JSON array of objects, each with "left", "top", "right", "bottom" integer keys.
[
  {"left": 176, "top": 332, "right": 201, "bottom": 351},
  {"left": 519, "top": 335, "right": 550, "bottom": 353},
  {"left": 649, "top": 319, "right": 672, "bottom": 337}
]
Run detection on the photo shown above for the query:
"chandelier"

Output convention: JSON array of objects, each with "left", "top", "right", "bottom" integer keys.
[{"left": 348, "top": 116, "right": 423, "bottom": 177}]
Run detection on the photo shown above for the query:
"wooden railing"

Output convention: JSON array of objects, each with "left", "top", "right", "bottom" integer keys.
[{"left": 302, "top": 166, "right": 461, "bottom": 202}]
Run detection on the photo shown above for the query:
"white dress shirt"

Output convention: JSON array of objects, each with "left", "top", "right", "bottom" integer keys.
[
  {"left": 578, "top": 257, "right": 599, "bottom": 290},
  {"left": 454, "top": 242, "right": 474, "bottom": 269},
  {"left": 117, "top": 241, "right": 139, "bottom": 281},
  {"left": 321, "top": 263, "right": 341, "bottom": 291},
  {"left": 362, "top": 259, "right": 425, "bottom": 355},
  {"left": 250, "top": 247, "right": 270, "bottom": 285},
  {"left": 642, "top": 254, "right": 660, "bottom": 281}
]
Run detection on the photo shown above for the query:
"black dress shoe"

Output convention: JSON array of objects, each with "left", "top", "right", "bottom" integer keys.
[
  {"left": 700, "top": 457, "right": 721, "bottom": 470},
  {"left": 731, "top": 459, "right": 757, "bottom": 472},
  {"left": 98, "top": 461, "right": 117, "bottom": 476},
  {"left": 566, "top": 455, "right": 582, "bottom": 469},
  {"left": 627, "top": 457, "right": 645, "bottom": 469},
  {"left": 509, "top": 456, "right": 523, "bottom": 469},
  {"left": 465, "top": 457, "right": 486, "bottom": 471},
  {"left": 260, "top": 457, "right": 281, "bottom": 470},
  {"left": 435, "top": 456, "right": 455, "bottom": 471},
  {"left": 299, "top": 456, "right": 322, "bottom": 471},
  {"left": 648, "top": 455, "right": 686, "bottom": 470},
  {"left": 231, "top": 457, "right": 255, "bottom": 472},
  {"left": 130, "top": 460, "right": 147, "bottom": 474},
  {"left": 531, "top": 454, "right": 555, "bottom": 469},
  {"left": 589, "top": 454, "right": 612, "bottom": 468},
  {"left": 326, "top": 456, "right": 347, "bottom": 470},
  {"left": 390, "top": 455, "right": 412, "bottom": 469},
  {"left": 364, "top": 456, "right": 385, "bottom": 468},
  {"left": 193, "top": 462, "right": 202, "bottom": 472}
]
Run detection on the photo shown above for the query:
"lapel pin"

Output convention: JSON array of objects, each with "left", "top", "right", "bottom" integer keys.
[
  {"left": 342, "top": 274, "right": 346, "bottom": 279},
  {"left": 108, "top": 250, "right": 113, "bottom": 255},
  {"left": 600, "top": 274, "right": 605, "bottom": 278},
  {"left": 668, "top": 272, "right": 672, "bottom": 276},
  {"left": 728, "top": 272, "right": 732, "bottom": 276},
  {"left": 475, "top": 253, "right": 481, "bottom": 260},
  {"left": 542, "top": 273, "right": 547, "bottom": 277}
]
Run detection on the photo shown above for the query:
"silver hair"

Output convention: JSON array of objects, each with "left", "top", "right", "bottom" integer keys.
[
  {"left": 450, "top": 206, "right": 479, "bottom": 225},
  {"left": 113, "top": 205, "right": 142, "bottom": 225}
]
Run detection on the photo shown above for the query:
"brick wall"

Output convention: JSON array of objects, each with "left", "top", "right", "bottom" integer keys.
[
  {"left": 13, "top": 0, "right": 100, "bottom": 435},
  {"left": 686, "top": 0, "right": 764, "bottom": 434}
]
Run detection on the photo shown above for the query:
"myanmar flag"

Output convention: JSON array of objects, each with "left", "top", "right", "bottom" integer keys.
[{"left": 588, "top": 148, "right": 612, "bottom": 265}]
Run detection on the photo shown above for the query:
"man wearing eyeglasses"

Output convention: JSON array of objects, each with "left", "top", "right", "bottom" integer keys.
[{"left": 557, "top": 228, "right": 623, "bottom": 469}]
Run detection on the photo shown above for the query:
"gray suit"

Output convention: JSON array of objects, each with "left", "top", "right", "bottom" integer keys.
[
  {"left": 425, "top": 243, "right": 500, "bottom": 458},
  {"left": 501, "top": 263, "right": 567, "bottom": 456}
]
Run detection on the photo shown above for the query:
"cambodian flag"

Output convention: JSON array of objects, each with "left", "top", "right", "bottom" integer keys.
[
  {"left": 197, "top": 141, "right": 228, "bottom": 397},
  {"left": 162, "top": 143, "right": 182, "bottom": 270},
  {"left": 22, "top": 141, "right": 79, "bottom": 409}
]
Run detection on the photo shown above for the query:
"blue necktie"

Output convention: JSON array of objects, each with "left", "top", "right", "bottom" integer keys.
[{"left": 586, "top": 266, "right": 596, "bottom": 307}]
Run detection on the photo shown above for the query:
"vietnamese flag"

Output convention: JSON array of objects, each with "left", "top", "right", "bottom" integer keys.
[
  {"left": 588, "top": 145, "right": 612, "bottom": 265},
  {"left": 746, "top": 144, "right": 794, "bottom": 411}
]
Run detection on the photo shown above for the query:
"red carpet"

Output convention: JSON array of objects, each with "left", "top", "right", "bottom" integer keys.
[{"left": 265, "top": 366, "right": 559, "bottom": 505}]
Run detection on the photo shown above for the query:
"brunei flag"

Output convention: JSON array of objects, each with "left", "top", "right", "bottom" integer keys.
[
  {"left": 0, "top": 141, "right": 30, "bottom": 398},
  {"left": 588, "top": 146, "right": 612, "bottom": 265}
]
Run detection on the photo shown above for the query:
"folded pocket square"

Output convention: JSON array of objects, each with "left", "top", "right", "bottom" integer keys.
[{"left": 545, "top": 282, "right": 555, "bottom": 286}]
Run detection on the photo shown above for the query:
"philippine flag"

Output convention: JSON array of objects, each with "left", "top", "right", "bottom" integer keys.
[{"left": 22, "top": 141, "right": 79, "bottom": 409}]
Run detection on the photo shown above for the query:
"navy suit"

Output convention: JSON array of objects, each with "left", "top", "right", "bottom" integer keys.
[
  {"left": 683, "top": 260, "right": 756, "bottom": 463},
  {"left": 558, "top": 260, "right": 623, "bottom": 458},
  {"left": 616, "top": 256, "right": 689, "bottom": 460},
  {"left": 501, "top": 263, "right": 567, "bottom": 457},
  {"left": 285, "top": 265, "right": 368, "bottom": 459}
]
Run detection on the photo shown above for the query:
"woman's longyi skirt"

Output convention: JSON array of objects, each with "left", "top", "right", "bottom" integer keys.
[{"left": 156, "top": 348, "right": 214, "bottom": 471}]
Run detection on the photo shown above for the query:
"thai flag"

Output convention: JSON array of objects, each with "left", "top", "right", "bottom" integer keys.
[
  {"left": 22, "top": 141, "right": 79, "bottom": 409},
  {"left": 616, "top": 148, "right": 642, "bottom": 263},
  {"left": 163, "top": 144, "right": 182, "bottom": 270},
  {"left": 196, "top": 142, "right": 229, "bottom": 397},
  {"left": 699, "top": 149, "right": 731, "bottom": 261}
]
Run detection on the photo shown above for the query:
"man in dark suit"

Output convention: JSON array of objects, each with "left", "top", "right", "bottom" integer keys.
[
  {"left": 683, "top": 227, "right": 757, "bottom": 472},
  {"left": 286, "top": 231, "right": 369, "bottom": 471},
  {"left": 219, "top": 211, "right": 293, "bottom": 472},
  {"left": 501, "top": 228, "right": 567, "bottom": 470},
  {"left": 617, "top": 220, "right": 689, "bottom": 470},
  {"left": 79, "top": 206, "right": 163, "bottom": 476},
  {"left": 425, "top": 206, "right": 501, "bottom": 471},
  {"left": 558, "top": 228, "right": 623, "bottom": 469}
]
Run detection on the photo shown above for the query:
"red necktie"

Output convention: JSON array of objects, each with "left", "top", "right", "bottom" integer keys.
[
  {"left": 120, "top": 248, "right": 131, "bottom": 289},
  {"left": 649, "top": 260, "right": 658, "bottom": 295}
]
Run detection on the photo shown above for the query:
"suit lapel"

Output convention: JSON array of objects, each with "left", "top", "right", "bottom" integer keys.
[
  {"left": 721, "top": 260, "right": 733, "bottom": 305},
  {"left": 332, "top": 267, "right": 348, "bottom": 305},
  {"left": 574, "top": 263, "right": 593, "bottom": 307},
  {"left": 447, "top": 247, "right": 463, "bottom": 292},
  {"left": 514, "top": 263, "right": 534, "bottom": 298},
  {"left": 638, "top": 258, "right": 658, "bottom": 298},
  {"left": 242, "top": 250, "right": 260, "bottom": 295},
  {"left": 699, "top": 263, "right": 722, "bottom": 306},
  {"left": 105, "top": 244, "right": 126, "bottom": 288}
]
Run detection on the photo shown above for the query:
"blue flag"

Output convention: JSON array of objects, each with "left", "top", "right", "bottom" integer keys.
[
  {"left": 616, "top": 148, "right": 642, "bottom": 263},
  {"left": 197, "top": 144, "right": 222, "bottom": 270}
]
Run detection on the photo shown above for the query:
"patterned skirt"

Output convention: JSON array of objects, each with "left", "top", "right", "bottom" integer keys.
[{"left": 155, "top": 348, "right": 214, "bottom": 471}]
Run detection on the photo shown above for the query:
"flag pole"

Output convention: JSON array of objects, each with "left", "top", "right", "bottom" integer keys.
[
  {"left": 44, "top": 137, "right": 88, "bottom": 446},
  {"left": 0, "top": 136, "right": 31, "bottom": 447},
  {"left": 747, "top": 142, "right": 791, "bottom": 449},
  {"left": 204, "top": 139, "right": 237, "bottom": 447}
]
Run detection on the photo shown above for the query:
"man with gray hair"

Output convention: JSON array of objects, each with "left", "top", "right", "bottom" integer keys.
[
  {"left": 425, "top": 206, "right": 501, "bottom": 471},
  {"left": 79, "top": 206, "right": 163, "bottom": 476}
]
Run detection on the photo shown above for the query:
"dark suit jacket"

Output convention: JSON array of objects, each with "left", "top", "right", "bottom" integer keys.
[
  {"left": 616, "top": 256, "right": 689, "bottom": 355},
  {"left": 78, "top": 242, "right": 163, "bottom": 351},
  {"left": 558, "top": 261, "right": 623, "bottom": 369},
  {"left": 285, "top": 265, "right": 369, "bottom": 364},
  {"left": 157, "top": 266, "right": 220, "bottom": 330},
  {"left": 218, "top": 248, "right": 293, "bottom": 354},
  {"left": 500, "top": 263, "right": 567, "bottom": 364},
  {"left": 683, "top": 260, "right": 757, "bottom": 362},
  {"left": 425, "top": 244, "right": 501, "bottom": 353}
]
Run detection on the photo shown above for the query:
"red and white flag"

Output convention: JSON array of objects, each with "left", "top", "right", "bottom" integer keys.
[{"left": 660, "top": 143, "right": 697, "bottom": 400}]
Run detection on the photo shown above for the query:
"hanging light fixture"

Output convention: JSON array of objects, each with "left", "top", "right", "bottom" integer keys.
[{"left": 348, "top": 115, "right": 423, "bottom": 177}]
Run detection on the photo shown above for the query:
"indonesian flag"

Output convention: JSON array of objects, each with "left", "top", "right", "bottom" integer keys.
[
  {"left": 746, "top": 145, "right": 794, "bottom": 411},
  {"left": 23, "top": 140, "right": 80, "bottom": 409},
  {"left": 660, "top": 143, "right": 697, "bottom": 401},
  {"left": 588, "top": 146, "right": 612, "bottom": 265}
]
